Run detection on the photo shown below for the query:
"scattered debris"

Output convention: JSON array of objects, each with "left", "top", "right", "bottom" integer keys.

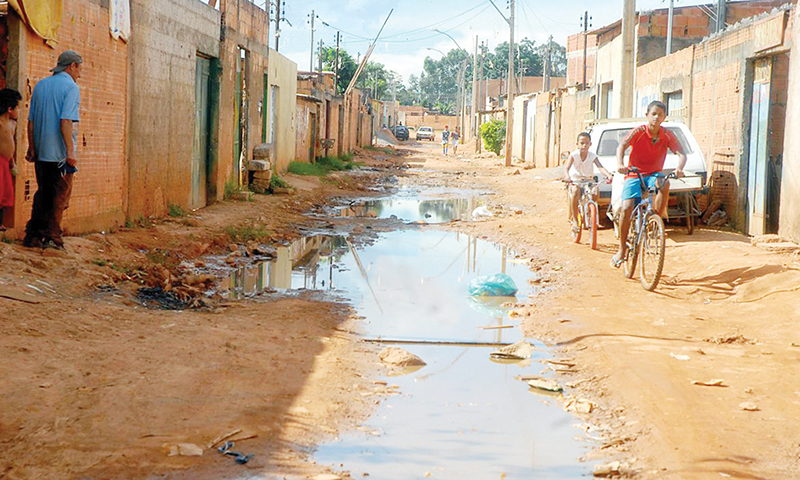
[
  {"left": 490, "top": 340, "right": 534, "bottom": 360},
  {"left": 167, "top": 443, "right": 203, "bottom": 457},
  {"left": 691, "top": 379, "right": 727, "bottom": 387},
  {"left": 217, "top": 440, "right": 254, "bottom": 465},
  {"left": 528, "top": 378, "right": 563, "bottom": 392},
  {"left": 704, "top": 209, "right": 728, "bottom": 226},
  {"left": 137, "top": 287, "right": 189, "bottom": 310},
  {"left": 593, "top": 460, "right": 623, "bottom": 477},
  {"left": 471, "top": 206, "right": 494, "bottom": 219},
  {"left": 207, "top": 428, "right": 242, "bottom": 449},
  {"left": 669, "top": 353, "right": 690, "bottom": 361},
  {"left": 564, "top": 397, "right": 594, "bottom": 413},
  {"left": 703, "top": 335, "right": 754, "bottom": 345},
  {"left": 379, "top": 347, "right": 426, "bottom": 367},
  {"left": 312, "top": 475, "right": 343, "bottom": 480},
  {"left": 468, "top": 273, "right": 518, "bottom": 296},
  {"left": 739, "top": 402, "right": 759, "bottom": 412}
]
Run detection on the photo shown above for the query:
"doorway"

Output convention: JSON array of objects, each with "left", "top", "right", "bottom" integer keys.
[
  {"left": 191, "top": 55, "right": 211, "bottom": 209},
  {"left": 746, "top": 55, "right": 787, "bottom": 235}
]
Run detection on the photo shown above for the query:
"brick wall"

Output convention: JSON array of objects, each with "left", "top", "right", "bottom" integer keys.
[
  {"left": 13, "top": 0, "right": 128, "bottom": 234},
  {"left": 689, "top": 10, "right": 792, "bottom": 229},
  {"left": 634, "top": 44, "right": 694, "bottom": 118}
]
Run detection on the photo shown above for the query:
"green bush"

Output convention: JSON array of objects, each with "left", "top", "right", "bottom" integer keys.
[
  {"left": 224, "top": 224, "right": 271, "bottom": 243},
  {"left": 270, "top": 174, "right": 291, "bottom": 189},
  {"left": 479, "top": 119, "right": 507, "bottom": 155},
  {"left": 167, "top": 202, "right": 187, "bottom": 217},
  {"left": 287, "top": 154, "right": 361, "bottom": 176}
]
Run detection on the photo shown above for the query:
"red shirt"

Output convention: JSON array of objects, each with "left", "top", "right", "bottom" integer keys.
[{"left": 623, "top": 125, "right": 682, "bottom": 178}]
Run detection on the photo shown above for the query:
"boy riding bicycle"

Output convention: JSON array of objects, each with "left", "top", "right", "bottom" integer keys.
[
  {"left": 563, "top": 132, "right": 612, "bottom": 233},
  {"left": 611, "top": 101, "right": 687, "bottom": 268}
]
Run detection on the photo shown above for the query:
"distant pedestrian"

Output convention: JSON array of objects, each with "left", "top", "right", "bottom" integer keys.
[
  {"left": 24, "top": 50, "right": 83, "bottom": 250},
  {"left": 451, "top": 128, "right": 460, "bottom": 155},
  {"left": 0, "top": 88, "right": 22, "bottom": 231},
  {"left": 442, "top": 125, "right": 450, "bottom": 156}
]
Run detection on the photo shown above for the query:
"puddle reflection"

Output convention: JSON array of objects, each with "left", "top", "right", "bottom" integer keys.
[
  {"left": 336, "top": 197, "right": 486, "bottom": 223},
  {"left": 311, "top": 230, "right": 589, "bottom": 478},
  {"left": 218, "top": 235, "right": 347, "bottom": 298}
]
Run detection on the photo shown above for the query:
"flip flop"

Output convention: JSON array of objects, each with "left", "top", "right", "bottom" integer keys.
[
  {"left": 218, "top": 441, "right": 234, "bottom": 454},
  {"left": 610, "top": 254, "right": 624, "bottom": 268}
]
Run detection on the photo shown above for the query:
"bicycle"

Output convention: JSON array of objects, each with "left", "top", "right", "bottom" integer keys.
[
  {"left": 619, "top": 167, "right": 676, "bottom": 291},
  {"left": 564, "top": 176, "right": 604, "bottom": 250}
]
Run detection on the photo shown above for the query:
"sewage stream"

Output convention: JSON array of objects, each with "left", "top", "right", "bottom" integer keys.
[{"left": 212, "top": 195, "right": 591, "bottom": 477}]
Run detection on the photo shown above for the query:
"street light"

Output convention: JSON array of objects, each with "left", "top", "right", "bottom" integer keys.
[
  {"left": 427, "top": 47, "right": 446, "bottom": 56},
  {"left": 430, "top": 29, "right": 468, "bottom": 140}
]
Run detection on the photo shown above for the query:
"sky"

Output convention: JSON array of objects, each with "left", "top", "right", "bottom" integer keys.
[{"left": 269, "top": 0, "right": 721, "bottom": 85}]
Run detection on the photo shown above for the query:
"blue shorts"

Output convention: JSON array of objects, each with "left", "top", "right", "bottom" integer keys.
[{"left": 621, "top": 174, "right": 664, "bottom": 202}]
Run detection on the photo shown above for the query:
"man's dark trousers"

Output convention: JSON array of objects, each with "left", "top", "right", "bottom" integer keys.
[{"left": 25, "top": 161, "right": 73, "bottom": 246}]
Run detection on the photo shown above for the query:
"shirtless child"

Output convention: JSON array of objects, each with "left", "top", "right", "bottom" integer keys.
[{"left": 0, "top": 88, "right": 22, "bottom": 230}]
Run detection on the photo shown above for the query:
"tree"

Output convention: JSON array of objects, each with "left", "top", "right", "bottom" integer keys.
[
  {"left": 536, "top": 38, "right": 567, "bottom": 78},
  {"left": 418, "top": 48, "right": 472, "bottom": 114},
  {"left": 320, "top": 46, "right": 357, "bottom": 94}
]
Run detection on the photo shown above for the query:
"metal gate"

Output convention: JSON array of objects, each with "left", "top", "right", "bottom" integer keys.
[
  {"left": 191, "top": 55, "right": 211, "bottom": 209},
  {"left": 746, "top": 58, "right": 772, "bottom": 236}
]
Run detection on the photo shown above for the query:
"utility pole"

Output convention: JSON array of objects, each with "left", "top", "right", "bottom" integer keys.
[
  {"left": 309, "top": 10, "right": 316, "bottom": 72},
  {"left": 666, "top": 0, "right": 674, "bottom": 55},
  {"left": 273, "top": 0, "right": 281, "bottom": 51},
  {"left": 504, "top": 0, "right": 515, "bottom": 167},
  {"left": 472, "top": 35, "right": 478, "bottom": 142},
  {"left": 318, "top": 39, "right": 324, "bottom": 72},
  {"left": 334, "top": 31, "right": 341, "bottom": 94},
  {"left": 544, "top": 35, "right": 552, "bottom": 91},
  {"left": 582, "top": 11, "right": 591, "bottom": 89},
  {"left": 477, "top": 41, "right": 485, "bottom": 153},
  {"left": 620, "top": 0, "right": 635, "bottom": 118},
  {"left": 716, "top": 0, "right": 727, "bottom": 33}
]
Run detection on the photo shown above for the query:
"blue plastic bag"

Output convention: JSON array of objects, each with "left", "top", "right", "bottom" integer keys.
[{"left": 468, "top": 273, "right": 518, "bottom": 297}]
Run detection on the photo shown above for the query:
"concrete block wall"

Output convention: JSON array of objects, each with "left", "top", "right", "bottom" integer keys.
[
  {"left": 127, "top": 0, "right": 221, "bottom": 218},
  {"left": 15, "top": 0, "right": 128, "bottom": 234},
  {"left": 219, "top": 0, "right": 270, "bottom": 188},
  {"left": 266, "top": 49, "right": 297, "bottom": 172},
  {"left": 780, "top": 8, "right": 800, "bottom": 243}
]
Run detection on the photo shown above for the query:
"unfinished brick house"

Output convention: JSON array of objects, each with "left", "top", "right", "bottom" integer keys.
[
  {"left": 522, "top": 2, "right": 796, "bottom": 238},
  {"left": 2, "top": 0, "right": 298, "bottom": 234}
]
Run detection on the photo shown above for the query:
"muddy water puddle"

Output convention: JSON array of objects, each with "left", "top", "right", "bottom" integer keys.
[
  {"left": 306, "top": 229, "right": 590, "bottom": 478},
  {"left": 328, "top": 187, "right": 490, "bottom": 223}
]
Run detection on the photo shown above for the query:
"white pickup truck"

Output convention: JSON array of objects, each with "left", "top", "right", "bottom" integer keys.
[{"left": 585, "top": 121, "right": 708, "bottom": 233}]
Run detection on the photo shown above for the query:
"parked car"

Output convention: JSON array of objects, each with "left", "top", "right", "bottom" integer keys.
[
  {"left": 392, "top": 125, "right": 409, "bottom": 141},
  {"left": 585, "top": 121, "right": 708, "bottom": 212},
  {"left": 416, "top": 126, "right": 435, "bottom": 141}
]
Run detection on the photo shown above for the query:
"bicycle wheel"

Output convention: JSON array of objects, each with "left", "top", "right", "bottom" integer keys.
[
  {"left": 572, "top": 207, "right": 583, "bottom": 243},
  {"left": 623, "top": 211, "right": 639, "bottom": 279},
  {"left": 588, "top": 203, "right": 598, "bottom": 250},
  {"left": 639, "top": 213, "right": 666, "bottom": 291}
]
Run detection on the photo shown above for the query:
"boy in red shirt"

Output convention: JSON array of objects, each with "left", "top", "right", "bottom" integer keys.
[{"left": 611, "top": 101, "right": 687, "bottom": 268}]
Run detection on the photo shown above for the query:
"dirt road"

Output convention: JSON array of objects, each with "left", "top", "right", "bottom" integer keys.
[
  {"left": 2, "top": 141, "right": 799, "bottom": 479},
  {"left": 401, "top": 140, "right": 800, "bottom": 479}
]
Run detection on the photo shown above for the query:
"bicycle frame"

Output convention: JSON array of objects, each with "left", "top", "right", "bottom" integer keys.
[
  {"left": 622, "top": 167, "right": 675, "bottom": 290},
  {"left": 567, "top": 177, "right": 601, "bottom": 249}
]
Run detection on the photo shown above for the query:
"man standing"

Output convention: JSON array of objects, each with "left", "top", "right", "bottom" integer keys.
[{"left": 24, "top": 50, "right": 82, "bottom": 250}]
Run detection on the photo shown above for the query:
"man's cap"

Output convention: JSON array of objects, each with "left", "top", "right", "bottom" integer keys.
[{"left": 51, "top": 50, "right": 83, "bottom": 73}]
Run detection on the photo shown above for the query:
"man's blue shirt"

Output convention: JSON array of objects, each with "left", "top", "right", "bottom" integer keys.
[{"left": 28, "top": 72, "right": 80, "bottom": 163}]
